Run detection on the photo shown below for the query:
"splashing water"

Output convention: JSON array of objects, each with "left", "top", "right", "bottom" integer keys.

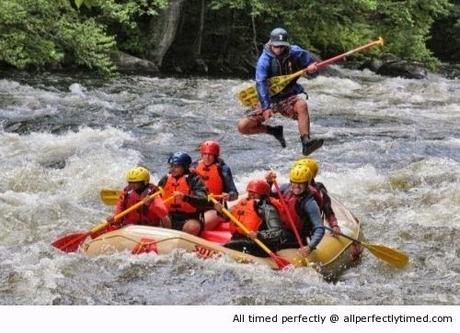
[{"left": 0, "top": 69, "right": 459, "bottom": 304}]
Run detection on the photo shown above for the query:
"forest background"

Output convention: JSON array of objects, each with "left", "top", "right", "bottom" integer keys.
[{"left": 0, "top": 0, "right": 459, "bottom": 77}]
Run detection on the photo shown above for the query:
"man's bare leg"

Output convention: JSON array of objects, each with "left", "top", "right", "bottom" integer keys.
[{"left": 237, "top": 117, "right": 286, "bottom": 147}]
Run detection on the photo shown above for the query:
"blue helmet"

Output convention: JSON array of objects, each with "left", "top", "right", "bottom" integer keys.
[{"left": 168, "top": 152, "right": 192, "bottom": 167}]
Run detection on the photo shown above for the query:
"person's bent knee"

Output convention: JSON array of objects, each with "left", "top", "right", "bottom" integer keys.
[
  {"left": 238, "top": 117, "right": 264, "bottom": 134},
  {"left": 203, "top": 210, "right": 222, "bottom": 231},
  {"left": 237, "top": 118, "right": 251, "bottom": 134},
  {"left": 182, "top": 220, "right": 201, "bottom": 236},
  {"left": 294, "top": 100, "right": 308, "bottom": 114}
]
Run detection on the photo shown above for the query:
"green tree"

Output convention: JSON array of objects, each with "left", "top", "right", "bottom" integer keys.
[
  {"left": 75, "top": 0, "right": 169, "bottom": 56},
  {"left": 429, "top": 1, "right": 460, "bottom": 62},
  {"left": 0, "top": 0, "right": 117, "bottom": 76},
  {"left": 375, "top": 0, "right": 452, "bottom": 67},
  {"left": 0, "top": 0, "right": 456, "bottom": 76},
  {"left": 209, "top": 0, "right": 452, "bottom": 67}
]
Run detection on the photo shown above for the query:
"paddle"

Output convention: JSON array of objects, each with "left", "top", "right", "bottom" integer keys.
[
  {"left": 208, "top": 195, "right": 291, "bottom": 269},
  {"left": 52, "top": 188, "right": 164, "bottom": 252},
  {"left": 272, "top": 179, "right": 304, "bottom": 248},
  {"left": 100, "top": 189, "right": 228, "bottom": 206},
  {"left": 238, "top": 37, "right": 384, "bottom": 107},
  {"left": 100, "top": 189, "right": 122, "bottom": 205},
  {"left": 324, "top": 226, "right": 409, "bottom": 268}
]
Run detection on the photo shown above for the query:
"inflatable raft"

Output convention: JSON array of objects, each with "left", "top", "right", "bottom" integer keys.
[{"left": 84, "top": 196, "right": 362, "bottom": 278}]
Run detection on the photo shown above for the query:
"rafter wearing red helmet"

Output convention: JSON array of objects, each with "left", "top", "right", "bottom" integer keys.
[
  {"left": 192, "top": 140, "right": 239, "bottom": 231},
  {"left": 215, "top": 179, "right": 287, "bottom": 257}
]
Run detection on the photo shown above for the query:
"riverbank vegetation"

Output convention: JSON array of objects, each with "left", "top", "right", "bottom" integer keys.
[{"left": 1, "top": 0, "right": 458, "bottom": 77}]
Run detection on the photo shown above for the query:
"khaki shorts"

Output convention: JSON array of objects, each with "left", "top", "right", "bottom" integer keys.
[{"left": 248, "top": 94, "right": 306, "bottom": 125}]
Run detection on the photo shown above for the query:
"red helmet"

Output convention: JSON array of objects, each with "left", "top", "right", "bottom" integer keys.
[
  {"left": 200, "top": 140, "right": 220, "bottom": 156},
  {"left": 246, "top": 179, "right": 271, "bottom": 196}
]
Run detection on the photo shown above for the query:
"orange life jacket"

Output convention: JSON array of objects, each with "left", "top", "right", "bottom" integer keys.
[
  {"left": 270, "top": 192, "right": 304, "bottom": 232},
  {"left": 229, "top": 198, "right": 262, "bottom": 235},
  {"left": 115, "top": 184, "right": 164, "bottom": 226},
  {"left": 194, "top": 160, "right": 224, "bottom": 196},
  {"left": 162, "top": 174, "right": 197, "bottom": 213}
]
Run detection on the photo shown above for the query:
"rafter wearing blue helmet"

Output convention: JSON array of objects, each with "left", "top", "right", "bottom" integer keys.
[{"left": 158, "top": 152, "right": 209, "bottom": 236}]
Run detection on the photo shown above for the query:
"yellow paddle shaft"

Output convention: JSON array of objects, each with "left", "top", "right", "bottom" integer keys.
[{"left": 90, "top": 188, "right": 165, "bottom": 234}]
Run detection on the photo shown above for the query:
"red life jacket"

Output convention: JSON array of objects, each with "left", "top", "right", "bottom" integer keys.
[
  {"left": 194, "top": 160, "right": 224, "bottom": 196},
  {"left": 162, "top": 174, "right": 197, "bottom": 213},
  {"left": 309, "top": 184, "right": 324, "bottom": 209},
  {"left": 270, "top": 191, "right": 304, "bottom": 232},
  {"left": 229, "top": 198, "right": 262, "bottom": 235},
  {"left": 309, "top": 183, "right": 338, "bottom": 227},
  {"left": 115, "top": 184, "right": 167, "bottom": 226}
]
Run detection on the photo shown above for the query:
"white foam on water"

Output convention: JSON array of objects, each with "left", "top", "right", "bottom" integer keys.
[
  {"left": 69, "top": 83, "right": 86, "bottom": 98},
  {"left": 386, "top": 158, "right": 460, "bottom": 228},
  {"left": 304, "top": 74, "right": 363, "bottom": 96},
  {"left": 0, "top": 127, "right": 143, "bottom": 245},
  {"left": 1, "top": 71, "right": 459, "bottom": 305}
]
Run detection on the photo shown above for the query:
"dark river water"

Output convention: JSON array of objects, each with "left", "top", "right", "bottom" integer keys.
[{"left": 0, "top": 68, "right": 459, "bottom": 305}]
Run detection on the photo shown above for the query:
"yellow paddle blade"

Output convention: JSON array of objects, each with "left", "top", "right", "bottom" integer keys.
[
  {"left": 238, "top": 70, "right": 304, "bottom": 107},
  {"left": 100, "top": 189, "right": 122, "bottom": 205},
  {"left": 361, "top": 241, "right": 409, "bottom": 268},
  {"left": 326, "top": 226, "right": 409, "bottom": 269},
  {"left": 238, "top": 85, "right": 258, "bottom": 107}
]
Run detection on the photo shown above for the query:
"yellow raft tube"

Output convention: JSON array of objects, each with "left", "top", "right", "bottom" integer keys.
[{"left": 84, "top": 196, "right": 362, "bottom": 278}]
